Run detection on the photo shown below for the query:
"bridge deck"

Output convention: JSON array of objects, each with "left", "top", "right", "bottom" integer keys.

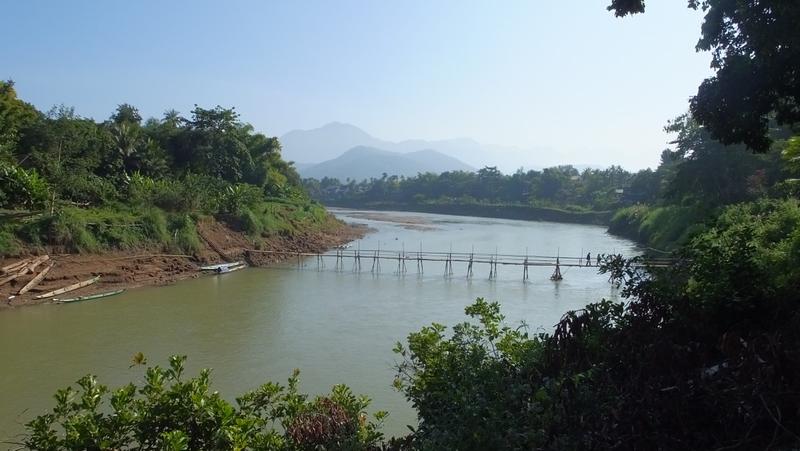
[{"left": 247, "top": 248, "right": 674, "bottom": 270}]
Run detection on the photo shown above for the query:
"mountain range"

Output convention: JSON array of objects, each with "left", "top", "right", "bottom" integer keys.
[
  {"left": 280, "top": 122, "right": 609, "bottom": 181},
  {"left": 281, "top": 122, "right": 482, "bottom": 180},
  {"left": 298, "top": 146, "right": 474, "bottom": 181}
]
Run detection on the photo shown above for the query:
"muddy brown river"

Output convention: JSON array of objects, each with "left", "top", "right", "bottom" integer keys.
[{"left": 0, "top": 209, "right": 639, "bottom": 443}]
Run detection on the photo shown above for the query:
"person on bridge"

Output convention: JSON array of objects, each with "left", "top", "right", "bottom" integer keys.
[
  {"left": 596, "top": 253, "right": 602, "bottom": 266},
  {"left": 586, "top": 252, "right": 592, "bottom": 266}
]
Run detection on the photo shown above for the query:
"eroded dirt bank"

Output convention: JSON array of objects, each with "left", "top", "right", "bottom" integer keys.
[{"left": 0, "top": 218, "right": 368, "bottom": 309}]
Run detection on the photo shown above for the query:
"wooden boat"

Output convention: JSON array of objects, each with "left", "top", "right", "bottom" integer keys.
[
  {"left": 34, "top": 276, "right": 100, "bottom": 300},
  {"left": 57, "top": 289, "right": 125, "bottom": 304},
  {"left": 199, "top": 261, "right": 245, "bottom": 271},
  {"left": 216, "top": 263, "right": 247, "bottom": 274}
]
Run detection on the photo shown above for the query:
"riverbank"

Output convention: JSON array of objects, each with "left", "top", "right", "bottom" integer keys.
[
  {"left": 323, "top": 201, "right": 613, "bottom": 226},
  {"left": 0, "top": 217, "right": 367, "bottom": 309}
]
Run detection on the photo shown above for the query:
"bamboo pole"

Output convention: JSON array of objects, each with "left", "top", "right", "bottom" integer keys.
[
  {"left": 17, "top": 263, "right": 54, "bottom": 295},
  {"left": 1, "top": 257, "right": 34, "bottom": 275},
  {"left": 0, "top": 255, "right": 48, "bottom": 286},
  {"left": 25, "top": 255, "right": 50, "bottom": 273}
]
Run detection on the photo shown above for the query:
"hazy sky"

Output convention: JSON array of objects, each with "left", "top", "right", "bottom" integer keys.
[{"left": 4, "top": 1, "right": 711, "bottom": 170}]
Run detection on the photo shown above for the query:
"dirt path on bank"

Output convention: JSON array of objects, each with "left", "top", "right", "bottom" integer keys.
[{"left": 0, "top": 218, "right": 368, "bottom": 309}]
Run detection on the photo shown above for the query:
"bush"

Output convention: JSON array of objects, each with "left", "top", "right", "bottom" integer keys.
[
  {"left": 170, "top": 214, "right": 201, "bottom": 254},
  {"left": 0, "top": 229, "right": 21, "bottom": 255},
  {"left": 0, "top": 161, "right": 50, "bottom": 210},
  {"left": 235, "top": 207, "right": 263, "bottom": 235},
  {"left": 218, "top": 183, "right": 263, "bottom": 215},
  {"left": 56, "top": 173, "right": 118, "bottom": 205},
  {"left": 23, "top": 356, "right": 387, "bottom": 451},
  {"left": 609, "top": 204, "right": 708, "bottom": 250},
  {"left": 39, "top": 208, "right": 99, "bottom": 253},
  {"left": 127, "top": 173, "right": 226, "bottom": 214},
  {"left": 140, "top": 208, "right": 169, "bottom": 243}
]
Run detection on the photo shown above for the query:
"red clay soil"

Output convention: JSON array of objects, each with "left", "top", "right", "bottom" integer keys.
[{"left": 0, "top": 218, "right": 368, "bottom": 309}]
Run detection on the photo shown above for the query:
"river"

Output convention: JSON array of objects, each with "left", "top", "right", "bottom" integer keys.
[{"left": 0, "top": 209, "right": 639, "bottom": 443}]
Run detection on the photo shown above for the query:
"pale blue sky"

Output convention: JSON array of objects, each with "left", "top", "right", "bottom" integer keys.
[{"left": 3, "top": 1, "right": 711, "bottom": 170}]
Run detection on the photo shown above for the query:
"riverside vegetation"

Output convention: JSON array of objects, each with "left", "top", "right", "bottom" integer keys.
[
  {"left": 303, "top": 165, "right": 630, "bottom": 225},
  {"left": 8, "top": 0, "right": 800, "bottom": 449},
  {"left": 0, "top": 81, "right": 333, "bottom": 257}
]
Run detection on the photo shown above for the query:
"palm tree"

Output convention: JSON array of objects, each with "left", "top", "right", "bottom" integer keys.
[{"left": 110, "top": 122, "right": 141, "bottom": 178}]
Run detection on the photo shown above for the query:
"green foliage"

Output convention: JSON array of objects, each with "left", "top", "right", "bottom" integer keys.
[
  {"left": 0, "top": 80, "right": 40, "bottom": 160},
  {"left": 609, "top": 204, "right": 709, "bottom": 251},
  {"left": 685, "top": 198, "right": 800, "bottom": 300},
  {"left": 0, "top": 83, "right": 326, "bottom": 251},
  {"left": 218, "top": 183, "right": 262, "bottom": 215},
  {"left": 38, "top": 208, "right": 100, "bottom": 253},
  {"left": 394, "top": 298, "right": 544, "bottom": 449},
  {"left": 0, "top": 161, "right": 50, "bottom": 209},
  {"left": 608, "top": 1, "right": 800, "bottom": 152},
  {"left": 140, "top": 208, "right": 170, "bottom": 244},
  {"left": 305, "top": 164, "right": 640, "bottom": 213},
  {"left": 608, "top": 114, "right": 788, "bottom": 250},
  {"left": 170, "top": 215, "right": 201, "bottom": 254},
  {"left": 57, "top": 173, "right": 119, "bottom": 205},
  {"left": 782, "top": 135, "right": 800, "bottom": 176},
  {"left": 396, "top": 200, "right": 800, "bottom": 448},
  {"left": 235, "top": 207, "right": 264, "bottom": 235},
  {"left": 24, "top": 356, "right": 386, "bottom": 451},
  {"left": 0, "top": 228, "right": 21, "bottom": 255}
]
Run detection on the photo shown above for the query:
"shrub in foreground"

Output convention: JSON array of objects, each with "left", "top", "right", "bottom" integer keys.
[{"left": 23, "top": 356, "right": 387, "bottom": 451}]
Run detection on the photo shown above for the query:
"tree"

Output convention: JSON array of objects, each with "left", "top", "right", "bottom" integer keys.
[
  {"left": 110, "top": 103, "right": 142, "bottom": 125},
  {"left": 608, "top": 0, "right": 800, "bottom": 152},
  {"left": 661, "top": 114, "right": 781, "bottom": 206},
  {"left": 0, "top": 80, "right": 40, "bottom": 161},
  {"left": 174, "top": 106, "right": 254, "bottom": 182},
  {"left": 110, "top": 122, "right": 141, "bottom": 176}
]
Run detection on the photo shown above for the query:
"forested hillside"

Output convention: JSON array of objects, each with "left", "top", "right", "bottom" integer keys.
[{"left": 0, "top": 81, "right": 333, "bottom": 255}]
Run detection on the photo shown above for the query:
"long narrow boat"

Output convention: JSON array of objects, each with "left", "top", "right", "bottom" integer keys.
[
  {"left": 216, "top": 263, "right": 247, "bottom": 274},
  {"left": 199, "top": 261, "right": 245, "bottom": 271},
  {"left": 34, "top": 276, "right": 100, "bottom": 300},
  {"left": 57, "top": 289, "right": 125, "bottom": 304}
]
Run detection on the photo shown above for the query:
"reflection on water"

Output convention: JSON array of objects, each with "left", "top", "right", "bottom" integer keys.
[{"left": 0, "top": 210, "right": 639, "bottom": 440}]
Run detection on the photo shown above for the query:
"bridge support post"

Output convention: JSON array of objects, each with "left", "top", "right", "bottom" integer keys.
[{"left": 523, "top": 257, "right": 529, "bottom": 281}]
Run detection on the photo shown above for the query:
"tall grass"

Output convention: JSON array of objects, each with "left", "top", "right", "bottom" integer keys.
[
  {"left": 0, "top": 229, "right": 21, "bottom": 256},
  {"left": 170, "top": 215, "right": 201, "bottom": 254}
]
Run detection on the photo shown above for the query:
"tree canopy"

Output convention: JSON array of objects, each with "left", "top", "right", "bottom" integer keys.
[{"left": 608, "top": 0, "right": 800, "bottom": 152}]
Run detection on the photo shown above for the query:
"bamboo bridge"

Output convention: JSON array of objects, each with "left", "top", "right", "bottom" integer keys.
[{"left": 246, "top": 246, "right": 675, "bottom": 281}]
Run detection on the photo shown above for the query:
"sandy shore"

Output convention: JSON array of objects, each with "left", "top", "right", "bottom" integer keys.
[
  {"left": 337, "top": 210, "right": 438, "bottom": 231},
  {"left": 0, "top": 218, "right": 368, "bottom": 309}
]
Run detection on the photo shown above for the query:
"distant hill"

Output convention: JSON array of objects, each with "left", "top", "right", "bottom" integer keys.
[
  {"left": 280, "top": 122, "right": 606, "bottom": 175},
  {"left": 280, "top": 122, "right": 491, "bottom": 168},
  {"left": 281, "top": 122, "right": 385, "bottom": 164},
  {"left": 299, "top": 146, "right": 474, "bottom": 181}
]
